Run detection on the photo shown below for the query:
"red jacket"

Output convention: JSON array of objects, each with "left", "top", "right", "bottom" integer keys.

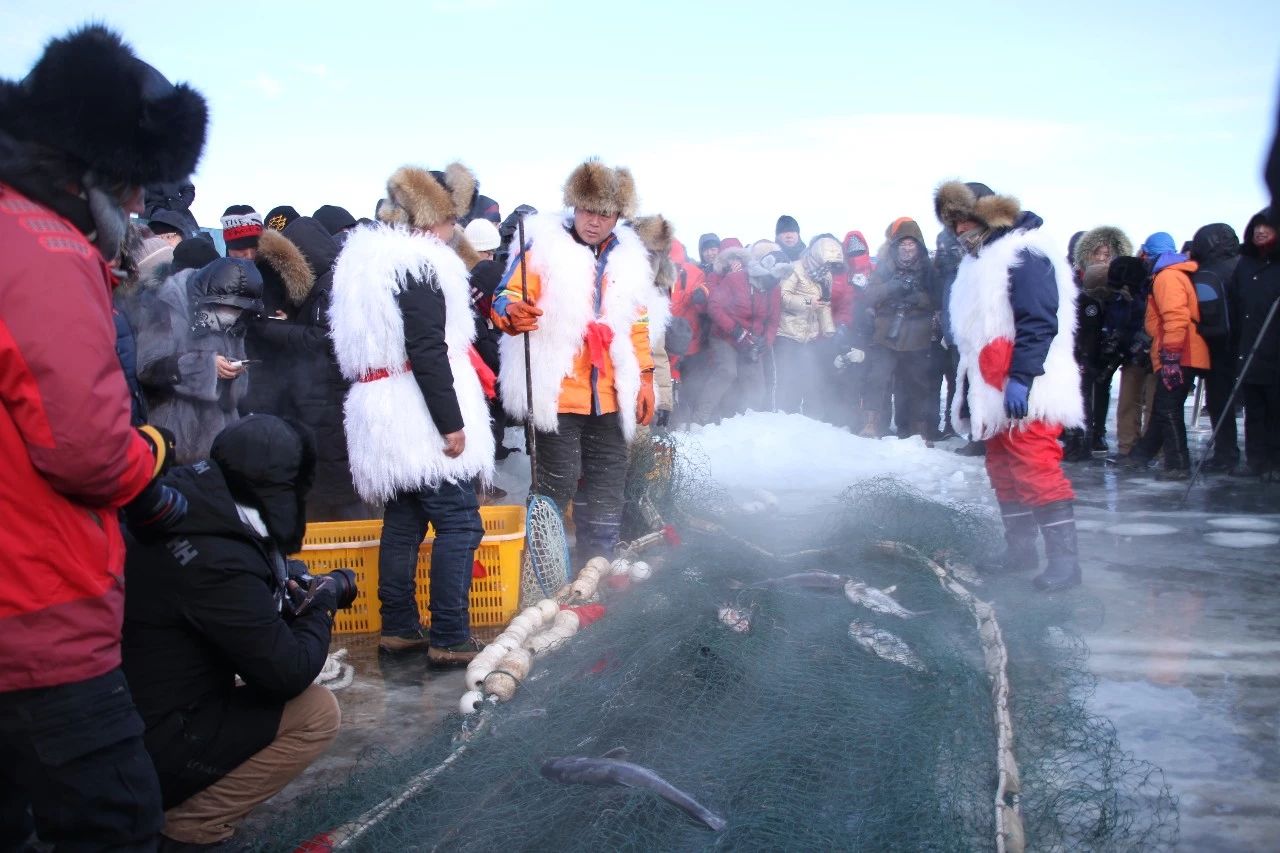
[
  {"left": 0, "top": 183, "right": 156, "bottom": 692},
  {"left": 708, "top": 269, "right": 782, "bottom": 346},
  {"left": 668, "top": 240, "right": 708, "bottom": 357}
]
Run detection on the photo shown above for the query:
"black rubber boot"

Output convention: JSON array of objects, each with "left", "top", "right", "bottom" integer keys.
[
  {"left": 978, "top": 502, "right": 1040, "bottom": 575},
  {"left": 1155, "top": 411, "right": 1191, "bottom": 481},
  {"left": 1032, "top": 501, "right": 1082, "bottom": 592}
]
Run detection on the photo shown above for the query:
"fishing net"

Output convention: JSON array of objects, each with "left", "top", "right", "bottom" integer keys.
[
  {"left": 248, "top": 440, "right": 1177, "bottom": 852},
  {"left": 519, "top": 494, "right": 570, "bottom": 606}
]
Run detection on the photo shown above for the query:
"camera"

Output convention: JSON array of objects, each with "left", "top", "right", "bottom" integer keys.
[{"left": 284, "top": 565, "right": 358, "bottom": 615}]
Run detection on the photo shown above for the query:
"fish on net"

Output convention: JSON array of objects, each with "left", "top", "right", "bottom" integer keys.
[{"left": 249, "top": 446, "right": 1177, "bottom": 852}]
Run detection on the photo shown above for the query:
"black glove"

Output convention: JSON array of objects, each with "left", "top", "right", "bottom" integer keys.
[
  {"left": 124, "top": 478, "right": 188, "bottom": 542},
  {"left": 655, "top": 409, "right": 671, "bottom": 428},
  {"left": 691, "top": 289, "right": 708, "bottom": 307}
]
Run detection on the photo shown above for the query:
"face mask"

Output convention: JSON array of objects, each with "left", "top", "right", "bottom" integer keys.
[{"left": 958, "top": 227, "right": 987, "bottom": 257}]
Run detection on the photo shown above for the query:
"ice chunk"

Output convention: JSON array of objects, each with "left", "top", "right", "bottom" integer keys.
[
  {"left": 1106, "top": 523, "right": 1180, "bottom": 537},
  {"left": 1203, "top": 531, "right": 1280, "bottom": 549},
  {"left": 1206, "top": 517, "right": 1280, "bottom": 532}
]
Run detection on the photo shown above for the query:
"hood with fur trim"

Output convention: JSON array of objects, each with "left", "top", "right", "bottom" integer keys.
[
  {"left": 934, "top": 180, "right": 1019, "bottom": 231},
  {"left": 1072, "top": 226, "right": 1133, "bottom": 270},
  {"left": 378, "top": 163, "right": 476, "bottom": 230},
  {"left": 563, "top": 159, "right": 637, "bottom": 218},
  {"left": 256, "top": 227, "right": 315, "bottom": 308},
  {"left": 630, "top": 214, "right": 674, "bottom": 260},
  {"left": 713, "top": 246, "right": 752, "bottom": 275}
]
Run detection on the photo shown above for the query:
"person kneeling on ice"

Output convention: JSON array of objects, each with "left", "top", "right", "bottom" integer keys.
[
  {"left": 122, "top": 416, "right": 353, "bottom": 849},
  {"left": 934, "top": 181, "right": 1085, "bottom": 593},
  {"left": 493, "top": 160, "right": 660, "bottom": 561},
  {"left": 330, "top": 164, "right": 495, "bottom": 661}
]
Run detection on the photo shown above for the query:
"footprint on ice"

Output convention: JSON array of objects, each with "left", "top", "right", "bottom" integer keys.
[
  {"left": 1203, "top": 531, "right": 1280, "bottom": 549},
  {"left": 1206, "top": 517, "right": 1280, "bottom": 532},
  {"left": 1106, "top": 523, "right": 1179, "bottom": 537}
]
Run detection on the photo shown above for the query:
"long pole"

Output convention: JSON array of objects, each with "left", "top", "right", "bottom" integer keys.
[
  {"left": 518, "top": 215, "right": 538, "bottom": 495},
  {"left": 1182, "top": 294, "right": 1280, "bottom": 503}
]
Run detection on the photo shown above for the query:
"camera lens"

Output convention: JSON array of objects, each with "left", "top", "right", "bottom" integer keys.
[{"left": 331, "top": 568, "right": 358, "bottom": 610}]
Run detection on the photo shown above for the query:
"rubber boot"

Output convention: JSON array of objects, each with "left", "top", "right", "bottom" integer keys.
[
  {"left": 978, "top": 502, "right": 1040, "bottom": 575},
  {"left": 1155, "top": 411, "right": 1190, "bottom": 481},
  {"left": 1032, "top": 501, "right": 1082, "bottom": 592},
  {"left": 1061, "top": 428, "right": 1088, "bottom": 463}
]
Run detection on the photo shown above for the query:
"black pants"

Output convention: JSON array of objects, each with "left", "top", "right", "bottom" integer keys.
[
  {"left": 0, "top": 668, "right": 163, "bottom": 852},
  {"left": 1092, "top": 370, "right": 1113, "bottom": 444},
  {"left": 538, "top": 413, "right": 629, "bottom": 560},
  {"left": 773, "top": 338, "right": 822, "bottom": 415},
  {"left": 863, "top": 346, "right": 930, "bottom": 433},
  {"left": 1133, "top": 368, "right": 1202, "bottom": 469},
  {"left": 1243, "top": 382, "right": 1280, "bottom": 473},
  {"left": 1204, "top": 343, "right": 1240, "bottom": 463}
]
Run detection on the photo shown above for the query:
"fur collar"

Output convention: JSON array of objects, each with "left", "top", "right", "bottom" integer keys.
[{"left": 257, "top": 228, "right": 314, "bottom": 306}]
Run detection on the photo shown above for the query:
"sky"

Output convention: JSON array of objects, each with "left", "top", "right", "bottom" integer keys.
[{"left": 3, "top": 0, "right": 1276, "bottom": 256}]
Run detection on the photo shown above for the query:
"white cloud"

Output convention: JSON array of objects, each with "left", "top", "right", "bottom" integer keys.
[{"left": 250, "top": 73, "right": 284, "bottom": 99}]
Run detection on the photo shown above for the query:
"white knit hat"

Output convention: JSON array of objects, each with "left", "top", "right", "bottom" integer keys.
[{"left": 463, "top": 218, "right": 501, "bottom": 252}]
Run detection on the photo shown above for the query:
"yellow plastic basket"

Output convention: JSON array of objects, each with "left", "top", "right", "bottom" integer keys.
[{"left": 294, "top": 505, "right": 525, "bottom": 635}]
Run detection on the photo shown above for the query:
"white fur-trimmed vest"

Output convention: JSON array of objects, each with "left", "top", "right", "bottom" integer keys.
[
  {"left": 948, "top": 226, "right": 1084, "bottom": 438},
  {"left": 498, "top": 213, "right": 661, "bottom": 444},
  {"left": 329, "top": 223, "right": 494, "bottom": 503}
]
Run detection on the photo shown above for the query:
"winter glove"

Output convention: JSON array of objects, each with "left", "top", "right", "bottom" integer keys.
[
  {"left": 1003, "top": 378, "right": 1030, "bottom": 420},
  {"left": 833, "top": 347, "right": 866, "bottom": 369},
  {"left": 655, "top": 409, "right": 671, "bottom": 429},
  {"left": 691, "top": 288, "right": 708, "bottom": 307},
  {"left": 1158, "top": 348, "right": 1184, "bottom": 391},
  {"left": 123, "top": 478, "right": 188, "bottom": 543},
  {"left": 137, "top": 424, "right": 177, "bottom": 478},
  {"left": 504, "top": 300, "right": 543, "bottom": 334},
  {"left": 636, "top": 373, "right": 656, "bottom": 426}
]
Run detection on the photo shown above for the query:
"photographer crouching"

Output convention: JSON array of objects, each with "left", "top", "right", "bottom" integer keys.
[{"left": 122, "top": 415, "right": 356, "bottom": 850}]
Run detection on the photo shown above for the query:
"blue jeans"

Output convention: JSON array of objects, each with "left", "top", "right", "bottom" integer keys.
[{"left": 378, "top": 480, "right": 484, "bottom": 646}]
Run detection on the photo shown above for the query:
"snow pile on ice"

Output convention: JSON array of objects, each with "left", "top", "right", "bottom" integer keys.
[
  {"left": 677, "top": 412, "right": 982, "bottom": 508},
  {"left": 1203, "top": 531, "right": 1280, "bottom": 549},
  {"left": 1206, "top": 516, "right": 1280, "bottom": 532},
  {"left": 1105, "top": 523, "right": 1180, "bottom": 537}
]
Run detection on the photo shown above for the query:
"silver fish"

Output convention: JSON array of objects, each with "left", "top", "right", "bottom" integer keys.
[
  {"left": 943, "top": 559, "right": 983, "bottom": 586},
  {"left": 848, "top": 620, "right": 926, "bottom": 672},
  {"left": 843, "top": 580, "right": 925, "bottom": 619},
  {"left": 734, "top": 571, "right": 847, "bottom": 591},
  {"left": 717, "top": 606, "right": 752, "bottom": 633},
  {"left": 540, "top": 748, "right": 727, "bottom": 831}
]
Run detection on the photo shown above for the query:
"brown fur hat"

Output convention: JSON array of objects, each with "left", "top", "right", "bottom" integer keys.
[
  {"left": 934, "top": 180, "right": 1021, "bottom": 231},
  {"left": 630, "top": 214, "right": 674, "bottom": 259},
  {"left": 256, "top": 228, "right": 314, "bottom": 306},
  {"left": 1073, "top": 225, "right": 1133, "bottom": 270},
  {"left": 563, "top": 159, "right": 638, "bottom": 218},
  {"left": 379, "top": 162, "right": 477, "bottom": 230}
]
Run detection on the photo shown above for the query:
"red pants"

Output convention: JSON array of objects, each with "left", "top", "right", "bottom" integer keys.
[{"left": 984, "top": 421, "right": 1075, "bottom": 506}]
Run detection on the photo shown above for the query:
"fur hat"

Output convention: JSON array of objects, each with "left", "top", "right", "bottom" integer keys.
[
  {"left": 0, "top": 25, "right": 207, "bottom": 187},
  {"left": 379, "top": 163, "right": 477, "bottom": 230},
  {"left": 1073, "top": 226, "right": 1133, "bottom": 270},
  {"left": 933, "top": 180, "right": 1020, "bottom": 231},
  {"left": 630, "top": 214, "right": 674, "bottom": 259},
  {"left": 563, "top": 159, "right": 637, "bottom": 218}
]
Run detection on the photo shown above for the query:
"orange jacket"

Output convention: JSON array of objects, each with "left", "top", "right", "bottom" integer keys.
[
  {"left": 1146, "top": 259, "right": 1210, "bottom": 370},
  {"left": 493, "top": 235, "right": 653, "bottom": 417}
]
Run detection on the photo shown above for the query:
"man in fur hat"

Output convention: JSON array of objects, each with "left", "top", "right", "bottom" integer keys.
[
  {"left": 0, "top": 24, "right": 205, "bottom": 848},
  {"left": 493, "top": 160, "right": 661, "bottom": 560},
  {"left": 330, "top": 163, "right": 494, "bottom": 663},
  {"left": 934, "top": 181, "right": 1084, "bottom": 593}
]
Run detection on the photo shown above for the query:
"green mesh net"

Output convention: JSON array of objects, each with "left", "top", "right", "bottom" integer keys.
[{"left": 247, "top": 438, "right": 1177, "bottom": 852}]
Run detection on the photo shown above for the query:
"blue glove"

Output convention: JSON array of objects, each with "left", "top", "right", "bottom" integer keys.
[{"left": 1004, "top": 378, "right": 1030, "bottom": 419}]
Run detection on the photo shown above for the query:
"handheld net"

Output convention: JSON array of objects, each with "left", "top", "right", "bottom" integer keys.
[
  {"left": 519, "top": 494, "right": 569, "bottom": 605},
  {"left": 251, "top": 443, "right": 1177, "bottom": 852}
]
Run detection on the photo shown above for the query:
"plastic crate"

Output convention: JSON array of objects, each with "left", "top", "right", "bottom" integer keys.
[{"left": 294, "top": 506, "right": 524, "bottom": 635}]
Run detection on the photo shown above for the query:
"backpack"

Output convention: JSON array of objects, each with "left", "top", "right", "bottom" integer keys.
[{"left": 1191, "top": 269, "right": 1229, "bottom": 341}]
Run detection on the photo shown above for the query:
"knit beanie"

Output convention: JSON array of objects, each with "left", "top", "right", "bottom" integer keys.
[
  {"left": 264, "top": 205, "right": 300, "bottom": 232},
  {"left": 221, "top": 204, "right": 263, "bottom": 250},
  {"left": 172, "top": 234, "right": 220, "bottom": 272},
  {"left": 463, "top": 218, "right": 501, "bottom": 252},
  {"left": 775, "top": 214, "right": 800, "bottom": 236},
  {"left": 133, "top": 235, "right": 173, "bottom": 278},
  {"left": 312, "top": 204, "right": 357, "bottom": 236},
  {"left": 1140, "top": 231, "right": 1177, "bottom": 258}
]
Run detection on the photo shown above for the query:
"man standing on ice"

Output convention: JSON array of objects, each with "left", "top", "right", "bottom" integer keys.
[
  {"left": 493, "top": 160, "right": 659, "bottom": 560},
  {"left": 934, "top": 181, "right": 1084, "bottom": 592}
]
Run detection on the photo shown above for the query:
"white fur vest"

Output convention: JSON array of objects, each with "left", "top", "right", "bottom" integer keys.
[
  {"left": 329, "top": 223, "right": 494, "bottom": 503},
  {"left": 498, "top": 213, "right": 662, "bottom": 444},
  {"left": 948, "top": 227, "right": 1084, "bottom": 438}
]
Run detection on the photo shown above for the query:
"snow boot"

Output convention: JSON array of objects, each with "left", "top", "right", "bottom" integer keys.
[
  {"left": 859, "top": 412, "right": 881, "bottom": 438},
  {"left": 978, "top": 502, "right": 1040, "bottom": 575},
  {"left": 1061, "top": 428, "right": 1089, "bottom": 463},
  {"left": 1155, "top": 410, "right": 1191, "bottom": 481},
  {"left": 1032, "top": 501, "right": 1081, "bottom": 593},
  {"left": 955, "top": 439, "right": 986, "bottom": 457}
]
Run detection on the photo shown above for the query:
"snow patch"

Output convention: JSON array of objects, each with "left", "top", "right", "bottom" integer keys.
[
  {"left": 1206, "top": 517, "right": 1280, "bottom": 532},
  {"left": 1203, "top": 531, "right": 1280, "bottom": 549}
]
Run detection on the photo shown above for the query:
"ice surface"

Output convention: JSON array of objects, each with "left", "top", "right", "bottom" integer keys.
[
  {"left": 676, "top": 412, "right": 982, "bottom": 508},
  {"left": 1203, "top": 531, "right": 1280, "bottom": 549},
  {"left": 1206, "top": 517, "right": 1280, "bottom": 532},
  {"left": 1105, "top": 523, "right": 1181, "bottom": 537}
]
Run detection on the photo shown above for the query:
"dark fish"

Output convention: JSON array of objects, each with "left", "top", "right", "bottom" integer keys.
[
  {"left": 731, "top": 571, "right": 847, "bottom": 591},
  {"left": 540, "top": 747, "right": 727, "bottom": 831}
]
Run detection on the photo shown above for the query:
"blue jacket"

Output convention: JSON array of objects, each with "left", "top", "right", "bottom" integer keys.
[{"left": 998, "top": 212, "right": 1059, "bottom": 387}]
